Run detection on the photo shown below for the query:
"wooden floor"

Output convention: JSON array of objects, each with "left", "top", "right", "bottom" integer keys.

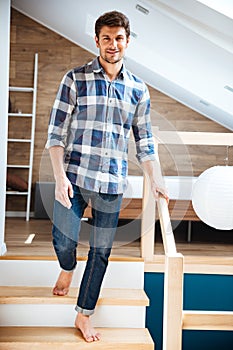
[
  {"left": 3, "top": 218, "right": 143, "bottom": 259},
  {"left": 2, "top": 218, "right": 233, "bottom": 274}
]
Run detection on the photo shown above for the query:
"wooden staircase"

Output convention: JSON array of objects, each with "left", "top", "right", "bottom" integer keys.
[{"left": 0, "top": 258, "right": 154, "bottom": 349}]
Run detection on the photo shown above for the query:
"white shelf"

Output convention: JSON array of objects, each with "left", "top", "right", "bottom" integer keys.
[
  {"left": 7, "top": 165, "right": 30, "bottom": 169},
  {"left": 8, "top": 138, "right": 32, "bottom": 143},
  {"left": 9, "top": 87, "right": 34, "bottom": 92},
  {"left": 8, "top": 113, "right": 33, "bottom": 117},
  {"left": 7, "top": 53, "right": 38, "bottom": 221},
  {"left": 6, "top": 191, "right": 29, "bottom": 195}
]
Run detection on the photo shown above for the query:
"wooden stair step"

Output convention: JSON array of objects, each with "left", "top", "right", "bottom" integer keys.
[
  {"left": 0, "top": 326, "right": 154, "bottom": 349},
  {"left": 0, "top": 287, "right": 149, "bottom": 306}
]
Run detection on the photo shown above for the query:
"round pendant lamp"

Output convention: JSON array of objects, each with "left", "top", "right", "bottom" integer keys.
[{"left": 192, "top": 166, "right": 233, "bottom": 230}]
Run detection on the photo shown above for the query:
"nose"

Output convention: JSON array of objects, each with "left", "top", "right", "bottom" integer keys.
[{"left": 109, "top": 39, "right": 117, "bottom": 48}]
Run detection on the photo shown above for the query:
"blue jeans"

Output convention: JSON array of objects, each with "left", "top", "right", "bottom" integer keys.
[{"left": 52, "top": 185, "right": 123, "bottom": 316}]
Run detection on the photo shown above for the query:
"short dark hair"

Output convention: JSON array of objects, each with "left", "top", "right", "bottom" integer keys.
[{"left": 95, "top": 11, "right": 130, "bottom": 39}]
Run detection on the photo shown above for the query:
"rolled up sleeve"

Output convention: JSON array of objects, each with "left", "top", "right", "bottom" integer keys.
[
  {"left": 132, "top": 84, "right": 156, "bottom": 163},
  {"left": 45, "top": 70, "right": 77, "bottom": 149}
]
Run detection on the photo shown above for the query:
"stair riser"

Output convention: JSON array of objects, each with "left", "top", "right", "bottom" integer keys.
[
  {"left": 0, "top": 304, "right": 146, "bottom": 328},
  {"left": 0, "top": 260, "right": 144, "bottom": 289}
]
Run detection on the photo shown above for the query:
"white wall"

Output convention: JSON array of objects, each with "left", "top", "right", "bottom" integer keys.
[{"left": 0, "top": 0, "right": 11, "bottom": 255}]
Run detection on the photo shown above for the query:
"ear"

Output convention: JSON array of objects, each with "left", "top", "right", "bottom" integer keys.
[
  {"left": 95, "top": 36, "right": 100, "bottom": 48},
  {"left": 126, "top": 35, "right": 130, "bottom": 48}
]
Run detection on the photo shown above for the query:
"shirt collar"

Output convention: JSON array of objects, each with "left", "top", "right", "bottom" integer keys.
[{"left": 91, "top": 57, "right": 126, "bottom": 80}]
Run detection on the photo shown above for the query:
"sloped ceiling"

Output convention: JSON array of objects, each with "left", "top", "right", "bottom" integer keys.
[{"left": 11, "top": 0, "right": 233, "bottom": 130}]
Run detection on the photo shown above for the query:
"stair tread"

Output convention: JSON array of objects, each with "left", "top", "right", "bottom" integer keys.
[
  {"left": 0, "top": 327, "right": 154, "bottom": 349},
  {"left": 0, "top": 286, "right": 149, "bottom": 306}
]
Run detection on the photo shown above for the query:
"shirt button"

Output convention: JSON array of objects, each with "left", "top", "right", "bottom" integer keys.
[{"left": 105, "top": 152, "right": 108, "bottom": 155}]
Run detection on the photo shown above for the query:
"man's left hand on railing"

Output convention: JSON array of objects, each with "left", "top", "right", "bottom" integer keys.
[
  {"left": 152, "top": 182, "right": 169, "bottom": 204},
  {"left": 141, "top": 159, "right": 169, "bottom": 204}
]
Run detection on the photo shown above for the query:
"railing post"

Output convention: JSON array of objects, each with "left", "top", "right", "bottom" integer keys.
[
  {"left": 157, "top": 197, "right": 184, "bottom": 350},
  {"left": 163, "top": 253, "right": 184, "bottom": 350}
]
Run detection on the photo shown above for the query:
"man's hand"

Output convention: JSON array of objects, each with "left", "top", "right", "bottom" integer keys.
[
  {"left": 141, "top": 159, "right": 169, "bottom": 204},
  {"left": 48, "top": 146, "right": 74, "bottom": 209},
  {"left": 151, "top": 181, "right": 169, "bottom": 204},
  {"left": 55, "top": 176, "right": 73, "bottom": 209}
]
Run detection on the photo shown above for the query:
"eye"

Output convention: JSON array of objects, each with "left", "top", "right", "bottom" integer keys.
[{"left": 116, "top": 36, "right": 125, "bottom": 41}]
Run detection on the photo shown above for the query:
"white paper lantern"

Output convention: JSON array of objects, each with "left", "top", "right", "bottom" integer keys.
[{"left": 192, "top": 166, "right": 233, "bottom": 230}]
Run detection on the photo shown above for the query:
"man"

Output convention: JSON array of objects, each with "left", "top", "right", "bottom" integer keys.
[{"left": 46, "top": 10, "right": 168, "bottom": 343}]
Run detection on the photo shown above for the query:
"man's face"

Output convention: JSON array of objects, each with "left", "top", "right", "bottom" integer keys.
[{"left": 95, "top": 26, "right": 130, "bottom": 64}]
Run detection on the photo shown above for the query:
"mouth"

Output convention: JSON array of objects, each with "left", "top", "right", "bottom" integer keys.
[{"left": 106, "top": 50, "right": 119, "bottom": 54}]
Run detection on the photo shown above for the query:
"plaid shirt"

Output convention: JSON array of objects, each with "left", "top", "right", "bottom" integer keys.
[{"left": 46, "top": 57, "right": 155, "bottom": 194}]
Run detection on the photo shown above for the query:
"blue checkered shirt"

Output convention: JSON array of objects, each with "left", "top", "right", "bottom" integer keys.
[{"left": 46, "top": 57, "right": 155, "bottom": 194}]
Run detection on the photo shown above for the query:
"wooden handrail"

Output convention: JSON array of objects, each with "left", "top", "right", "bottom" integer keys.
[{"left": 157, "top": 196, "right": 177, "bottom": 255}]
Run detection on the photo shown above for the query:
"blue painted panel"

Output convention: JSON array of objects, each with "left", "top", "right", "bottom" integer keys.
[
  {"left": 183, "top": 330, "right": 233, "bottom": 350},
  {"left": 145, "top": 273, "right": 233, "bottom": 350},
  {"left": 183, "top": 274, "right": 233, "bottom": 311},
  {"left": 145, "top": 273, "right": 164, "bottom": 350}
]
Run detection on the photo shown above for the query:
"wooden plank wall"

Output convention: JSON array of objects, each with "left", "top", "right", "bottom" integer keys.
[{"left": 7, "top": 8, "right": 231, "bottom": 213}]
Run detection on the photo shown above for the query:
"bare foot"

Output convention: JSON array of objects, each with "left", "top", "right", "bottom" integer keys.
[
  {"left": 75, "top": 312, "right": 101, "bottom": 342},
  {"left": 53, "top": 270, "right": 73, "bottom": 296}
]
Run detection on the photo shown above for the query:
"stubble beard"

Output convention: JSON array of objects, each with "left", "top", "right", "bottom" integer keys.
[{"left": 100, "top": 53, "right": 123, "bottom": 65}]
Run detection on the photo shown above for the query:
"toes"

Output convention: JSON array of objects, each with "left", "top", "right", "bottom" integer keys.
[
  {"left": 78, "top": 329, "right": 101, "bottom": 342},
  {"left": 95, "top": 332, "right": 101, "bottom": 341},
  {"left": 53, "top": 286, "right": 68, "bottom": 296},
  {"left": 85, "top": 334, "right": 100, "bottom": 342},
  {"left": 85, "top": 335, "right": 94, "bottom": 342},
  {"left": 52, "top": 287, "right": 59, "bottom": 295}
]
